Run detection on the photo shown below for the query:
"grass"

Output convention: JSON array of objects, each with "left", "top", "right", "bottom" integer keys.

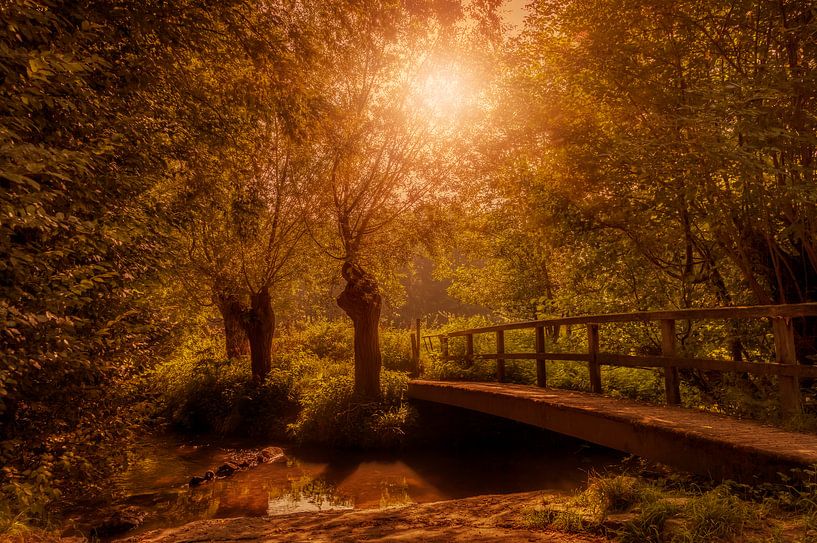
[
  {"left": 587, "top": 475, "right": 655, "bottom": 514},
  {"left": 524, "top": 472, "right": 767, "bottom": 543},
  {"left": 674, "top": 487, "right": 752, "bottom": 542},
  {"left": 526, "top": 507, "right": 598, "bottom": 534},
  {"left": 0, "top": 509, "right": 60, "bottom": 543}
]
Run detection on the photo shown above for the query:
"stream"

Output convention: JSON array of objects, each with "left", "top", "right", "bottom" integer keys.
[{"left": 81, "top": 432, "right": 624, "bottom": 537}]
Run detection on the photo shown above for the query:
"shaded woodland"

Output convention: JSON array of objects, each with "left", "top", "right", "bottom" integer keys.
[{"left": 1, "top": 0, "right": 816, "bottom": 536}]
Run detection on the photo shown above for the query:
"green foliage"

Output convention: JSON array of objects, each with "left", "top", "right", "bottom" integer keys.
[
  {"left": 149, "top": 331, "right": 297, "bottom": 437},
  {"left": 380, "top": 327, "right": 414, "bottom": 373},
  {"left": 288, "top": 369, "right": 415, "bottom": 448},
  {"left": 149, "top": 320, "right": 417, "bottom": 447},
  {"left": 289, "top": 320, "right": 354, "bottom": 361},
  {"left": 0, "top": 0, "right": 179, "bottom": 516},
  {"left": 526, "top": 473, "right": 766, "bottom": 543}
]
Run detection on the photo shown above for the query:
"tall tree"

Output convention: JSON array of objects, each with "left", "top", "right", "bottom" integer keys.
[
  {"left": 159, "top": 0, "right": 322, "bottom": 382},
  {"left": 489, "top": 0, "right": 817, "bottom": 314},
  {"left": 305, "top": 0, "right": 486, "bottom": 398}
]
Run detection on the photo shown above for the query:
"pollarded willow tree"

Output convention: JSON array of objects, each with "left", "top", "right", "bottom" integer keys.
[
  {"left": 304, "top": 0, "right": 494, "bottom": 398},
  {"left": 181, "top": 119, "right": 310, "bottom": 381},
  {"left": 167, "top": 3, "right": 320, "bottom": 382}
]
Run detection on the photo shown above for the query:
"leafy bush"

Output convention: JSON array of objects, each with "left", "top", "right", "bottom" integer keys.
[
  {"left": 149, "top": 334, "right": 297, "bottom": 437},
  {"left": 151, "top": 321, "right": 417, "bottom": 446},
  {"left": 380, "top": 327, "right": 414, "bottom": 373},
  {"left": 287, "top": 320, "right": 354, "bottom": 361},
  {"left": 288, "top": 370, "right": 415, "bottom": 448}
]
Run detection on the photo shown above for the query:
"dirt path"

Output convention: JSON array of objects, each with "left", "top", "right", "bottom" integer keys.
[{"left": 120, "top": 491, "right": 605, "bottom": 543}]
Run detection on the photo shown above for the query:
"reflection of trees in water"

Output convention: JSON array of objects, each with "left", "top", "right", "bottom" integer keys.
[
  {"left": 267, "top": 475, "right": 353, "bottom": 515},
  {"left": 379, "top": 478, "right": 413, "bottom": 508}
]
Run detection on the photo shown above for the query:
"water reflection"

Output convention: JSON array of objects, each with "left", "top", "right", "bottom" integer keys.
[{"left": 266, "top": 476, "right": 353, "bottom": 515}]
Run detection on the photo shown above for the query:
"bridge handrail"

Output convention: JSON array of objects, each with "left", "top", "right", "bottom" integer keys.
[
  {"left": 423, "top": 302, "right": 817, "bottom": 338},
  {"left": 419, "top": 302, "right": 817, "bottom": 415}
]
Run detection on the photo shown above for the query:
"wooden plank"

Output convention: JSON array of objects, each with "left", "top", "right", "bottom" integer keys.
[
  {"left": 661, "top": 319, "right": 681, "bottom": 405},
  {"left": 440, "top": 336, "right": 449, "bottom": 361},
  {"left": 478, "top": 352, "right": 591, "bottom": 362},
  {"left": 441, "top": 303, "right": 817, "bottom": 337},
  {"left": 496, "top": 330, "right": 505, "bottom": 383},
  {"left": 773, "top": 317, "right": 802, "bottom": 415},
  {"left": 535, "top": 326, "right": 546, "bottom": 387},
  {"left": 473, "top": 351, "right": 817, "bottom": 379},
  {"left": 587, "top": 324, "right": 602, "bottom": 393}
]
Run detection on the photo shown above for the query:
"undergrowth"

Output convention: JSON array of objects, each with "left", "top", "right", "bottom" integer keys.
[
  {"left": 148, "top": 320, "right": 416, "bottom": 447},
  {"left": 521, "top": 470, "right": 817, "bottom": 543}
]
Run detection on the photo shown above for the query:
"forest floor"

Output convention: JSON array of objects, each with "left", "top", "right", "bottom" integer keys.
[{"left": 117, "top": 491, "right": 603, "bottom": 543}]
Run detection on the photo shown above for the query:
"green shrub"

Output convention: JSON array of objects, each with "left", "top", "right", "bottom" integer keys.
[
  {"left": 288, "top": 370, "right": 415, "bottom": 448},
  {"left": 150, "top": 333, "right": 297, "bottom": 436},
  {"left": 152, "top": 321, "right": 420, "bottom": 445},
  {"left": 292, "top": 320, "right": 354, "bottom": 361},
  {"left": 380, "top": 327, "right": 414, "bottom": 373}
]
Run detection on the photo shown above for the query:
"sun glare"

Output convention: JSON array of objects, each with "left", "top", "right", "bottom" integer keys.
[{"left": 419, "top": 70, "right": 467, "bottom": 118}]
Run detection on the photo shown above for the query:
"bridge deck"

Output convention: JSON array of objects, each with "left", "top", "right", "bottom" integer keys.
[{"left": 407, "top": 380, "right": 817, "bottom": 482}]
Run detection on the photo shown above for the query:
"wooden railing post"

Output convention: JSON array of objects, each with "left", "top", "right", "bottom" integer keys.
[
  {"left": 410, "top": 333, "right": 419, "bottom": 375},
  {"left": 535, "top": 325, "right": 547, "bottom": 387},
  {"left": 440, "top": 336, "right": 449, "bottom": 361},
  {"left": 660, "top": 319, "right": 681, "bottom": 405},
  {"left": 415, "top": 318, "right": 422, "bottom": 377},
  {"left": 465, "top": 333, "right": 474, "bottom": 366},
  {"left": 772, "top": 317, "right": 802, "bottom": 415},
  {"left": 496, "top": 330, "right": 505, "bottom": 382},
  {"left": 587, "top": 323, "right": 602, "bottom": 393}
]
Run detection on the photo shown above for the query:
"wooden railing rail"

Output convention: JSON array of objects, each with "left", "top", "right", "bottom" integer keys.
[{"left": 421, "top": 303, "right": 817, "bottom": 414}]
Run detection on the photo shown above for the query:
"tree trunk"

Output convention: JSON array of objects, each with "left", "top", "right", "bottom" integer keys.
[
  {"left": 215, "top": 293, "right": 250, "bottom": 358},
  {"left": 243, "top": 287, "right": 275, "bottom": 383},
  {"left": 337, "top": 261, "right": 382, "bottom": 399}
]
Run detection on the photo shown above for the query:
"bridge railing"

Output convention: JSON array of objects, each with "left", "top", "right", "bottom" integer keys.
[{"left": 422, "top": 303, "right": 817, "bottom": 414}]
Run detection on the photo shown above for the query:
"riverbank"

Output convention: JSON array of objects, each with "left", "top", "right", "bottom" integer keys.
[
  {"left": 118, "top": 491, "right": 603, "bottom": 543},
  {"left": 117, "top": 477, "right": 817, "bottom": 543}
]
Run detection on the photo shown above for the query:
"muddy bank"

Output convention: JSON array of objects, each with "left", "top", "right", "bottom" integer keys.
[{"left": 118, "top": 491, "right": 604, "bottom": 543}]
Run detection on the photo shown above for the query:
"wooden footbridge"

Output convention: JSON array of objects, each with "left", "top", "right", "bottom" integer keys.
[{"left": 407, "top": 303, "right": 817, "bottom": 482}]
